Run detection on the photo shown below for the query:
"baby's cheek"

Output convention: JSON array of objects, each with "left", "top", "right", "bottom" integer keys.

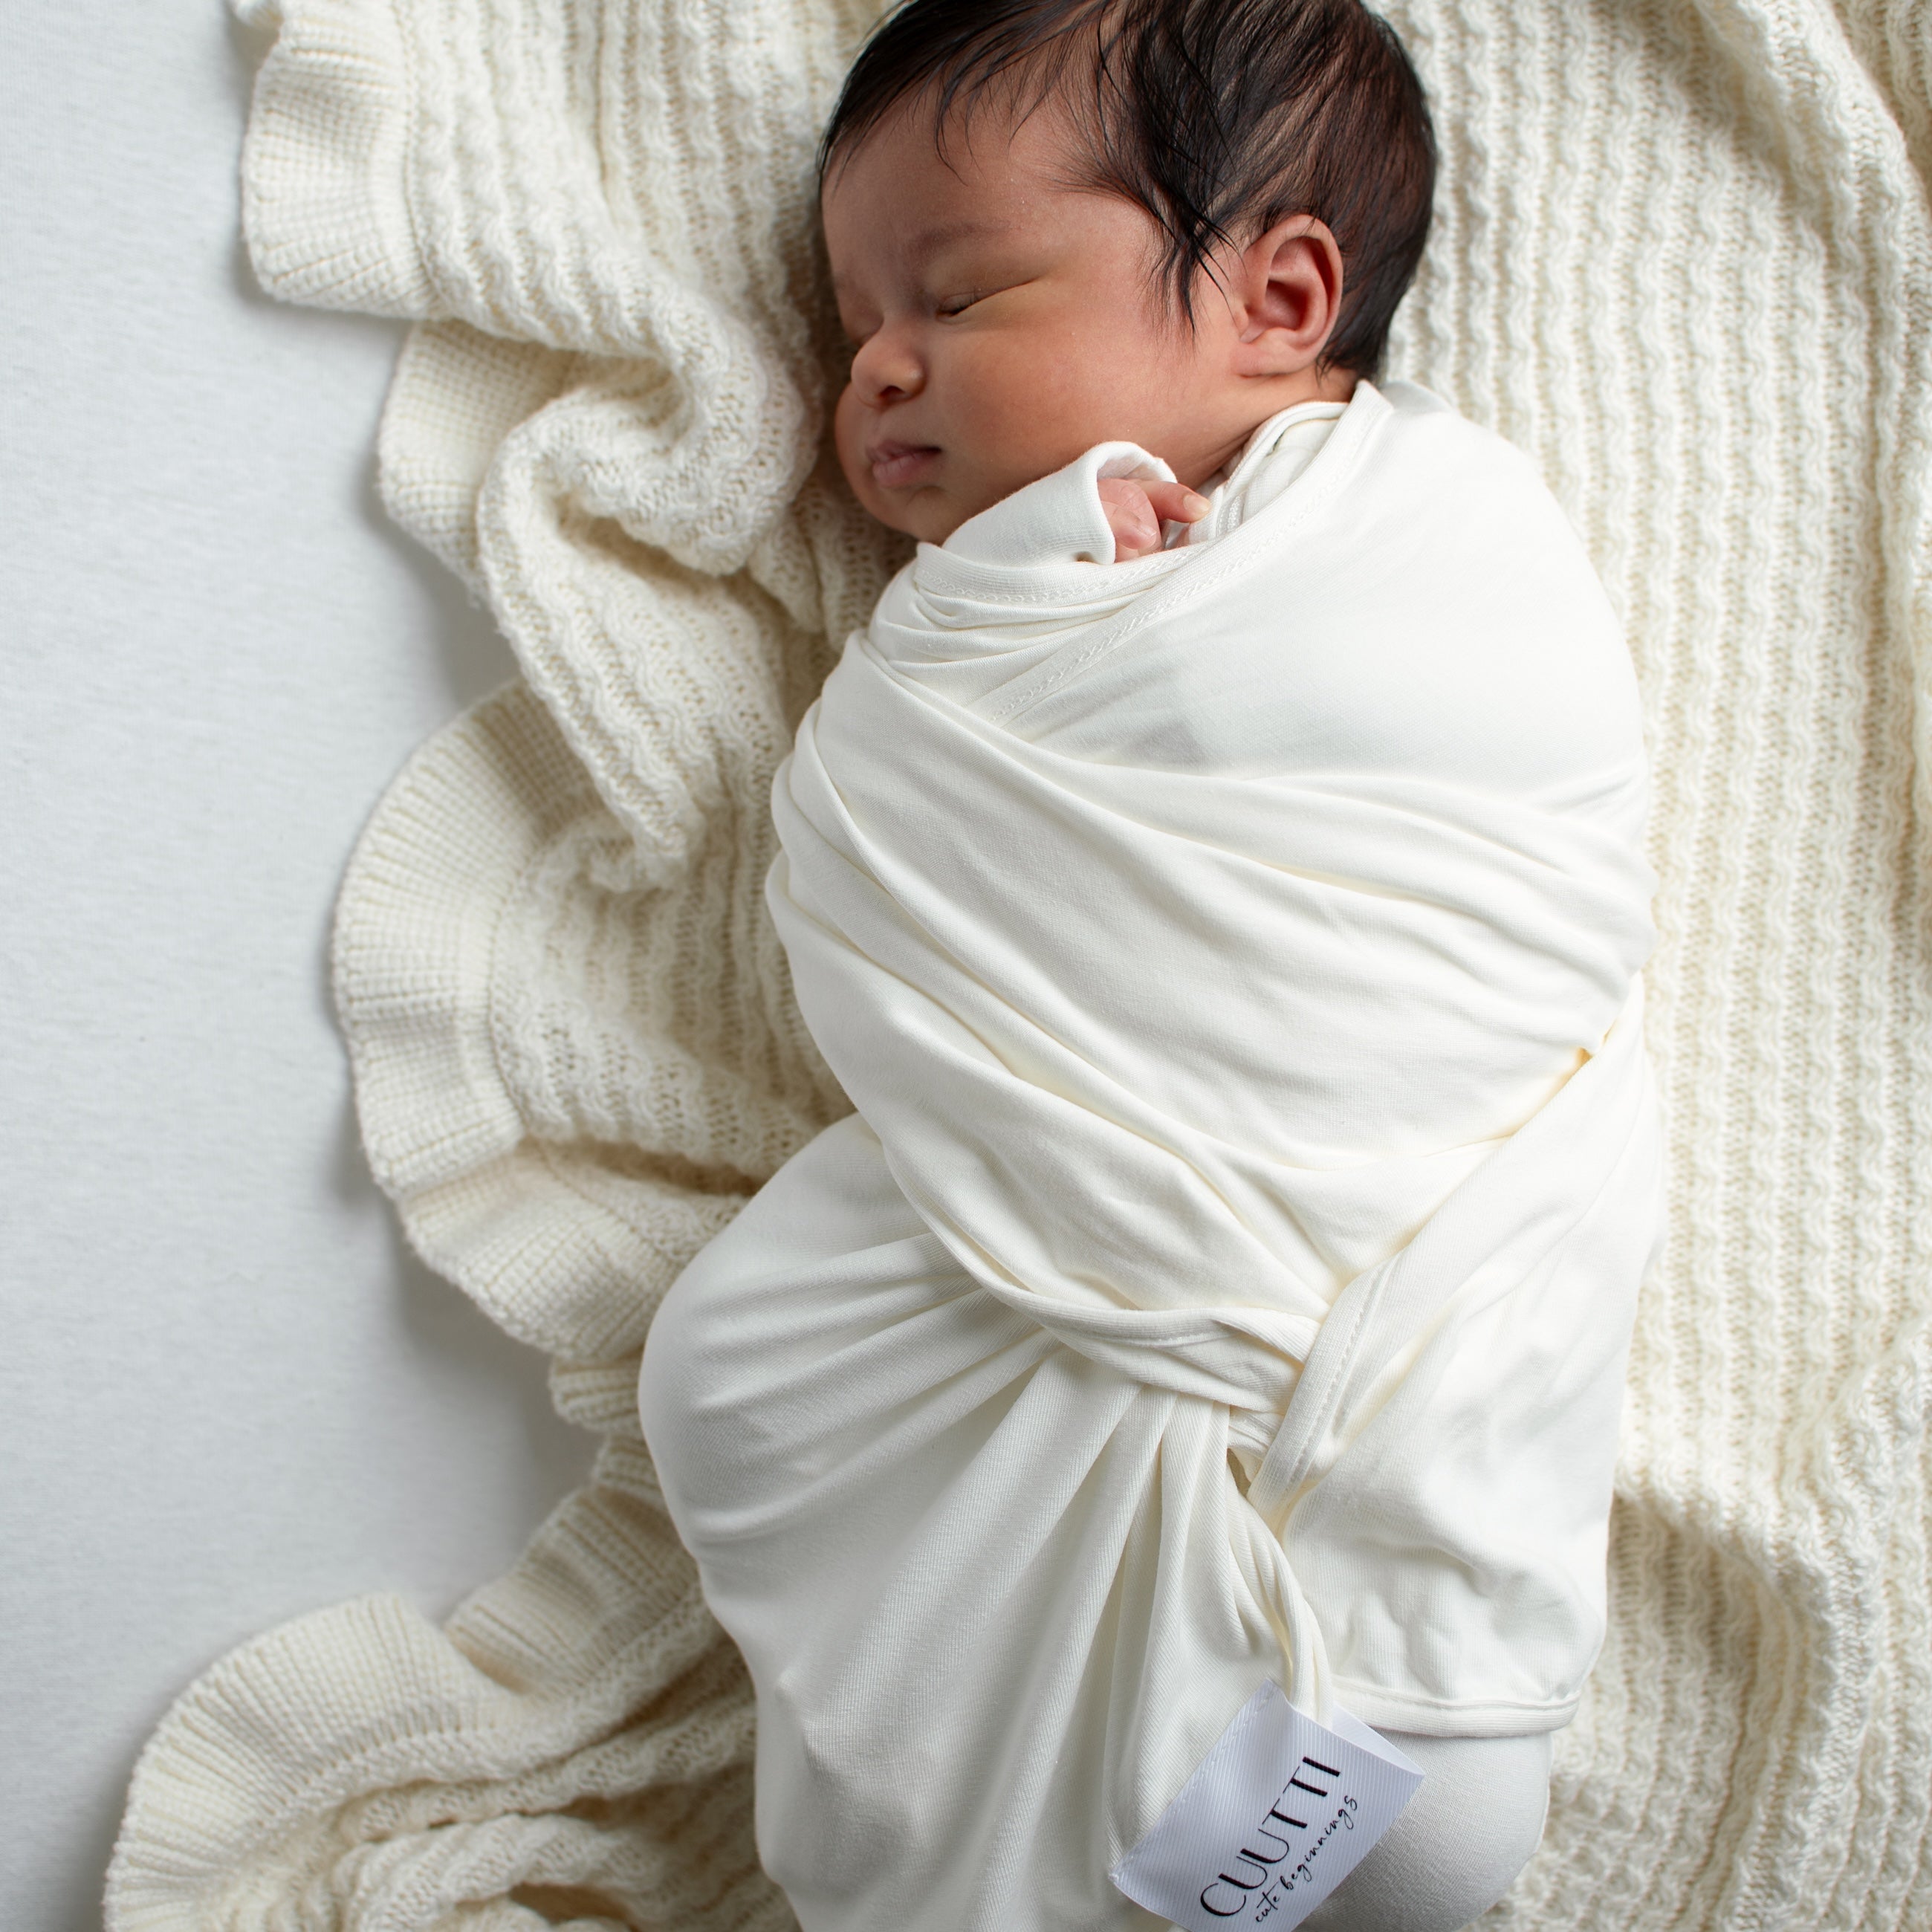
[{"left": 952, "top": 345, "right": 1126, "bottom": 508}]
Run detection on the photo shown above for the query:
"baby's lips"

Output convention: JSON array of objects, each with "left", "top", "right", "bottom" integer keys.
[{"left": 868, "top": 441, "right": 941, "bottom": 489}]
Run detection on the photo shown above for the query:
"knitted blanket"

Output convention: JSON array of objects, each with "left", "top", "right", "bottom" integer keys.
[{"left": 106, "top": 0, "right": 1932, "bottom": 1926}]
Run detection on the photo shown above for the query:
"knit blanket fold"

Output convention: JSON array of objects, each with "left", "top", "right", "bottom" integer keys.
[{"left": 106, "top": 0, "right": 1932, "bottom": 1926}]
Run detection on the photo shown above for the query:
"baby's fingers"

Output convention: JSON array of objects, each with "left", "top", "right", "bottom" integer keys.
[
  {"left": 1096, "top": 477, "right": 1161, "bottom": 560},
  {"left": 1141, "top": 481, "right": 1211, "bottom": 525}
]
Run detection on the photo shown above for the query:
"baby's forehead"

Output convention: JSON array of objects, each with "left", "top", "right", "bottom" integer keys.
[{"left": 822, "top": 93, "right": 1089, "bottom": 246}]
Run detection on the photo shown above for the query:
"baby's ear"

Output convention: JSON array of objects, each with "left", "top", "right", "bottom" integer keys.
[{"left": 1232, "top": 217, "right": 1343, "bottom": 376}]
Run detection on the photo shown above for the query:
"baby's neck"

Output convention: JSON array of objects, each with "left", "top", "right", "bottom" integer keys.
[{"left": 1166, "top": 367, "right": 1358, "bottom": 493}]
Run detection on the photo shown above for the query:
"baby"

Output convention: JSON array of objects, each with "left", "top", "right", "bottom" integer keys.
[{"left": 640, "top": 3, "right": 1662, "bottom": 1931}]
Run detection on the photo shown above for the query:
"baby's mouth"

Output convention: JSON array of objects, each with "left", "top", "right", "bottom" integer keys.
[{"left": 868, "top": 441, "right": 940, "bottom": 489}]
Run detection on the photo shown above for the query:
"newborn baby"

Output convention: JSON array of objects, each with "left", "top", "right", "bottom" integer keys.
[{"left": 639, "top": 3, "right": 1663, "bottom": 1930}]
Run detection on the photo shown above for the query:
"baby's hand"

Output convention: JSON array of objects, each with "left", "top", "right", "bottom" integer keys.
[{"left": 1096, "top": 477, "right": 1210, "bottom": 561}]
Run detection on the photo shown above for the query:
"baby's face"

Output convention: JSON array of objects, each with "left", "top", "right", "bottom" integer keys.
[{"left": 823, "top": 99, "right": 1257, "bottom": 542}]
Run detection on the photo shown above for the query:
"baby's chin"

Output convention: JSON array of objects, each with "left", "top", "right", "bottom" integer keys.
[{"left": 840, "top": 463, "right": 979, "bottom": 545}]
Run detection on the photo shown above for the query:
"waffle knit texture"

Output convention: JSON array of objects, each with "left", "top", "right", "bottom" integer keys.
[{"left": 105, "top": 0, "right": 1932, "bottom": 1926}]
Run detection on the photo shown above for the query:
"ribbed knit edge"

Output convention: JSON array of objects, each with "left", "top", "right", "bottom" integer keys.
[
  {"left": 331, "top": 681, "right": 551, "bottom": 1201},
  {"left": 100, "top": 1540, "right": 736, "bottom": 1930},
  {"left": 236, "top": 0, "right": 433, "bottom": 317},
  {"left": 331, "top": 680, "right": 724, "bottom": 1362},
  {"left": 103, "top": 1594, "right": 490, "bottom": 1932}
]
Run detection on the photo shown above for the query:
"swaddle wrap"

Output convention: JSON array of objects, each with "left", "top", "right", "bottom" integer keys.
[{"left": 640, "top": 377, "right": 1664, "bottom": 1931}]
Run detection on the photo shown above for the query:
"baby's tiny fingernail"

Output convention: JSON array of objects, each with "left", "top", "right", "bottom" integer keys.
[{"left": 1182, "top": 491, "right": 1209, "bottom": 516}]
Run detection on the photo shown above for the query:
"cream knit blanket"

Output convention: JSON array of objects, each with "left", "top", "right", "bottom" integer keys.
[{"left": 106, "top": 0, "right": 1932, "bottom": 1927}]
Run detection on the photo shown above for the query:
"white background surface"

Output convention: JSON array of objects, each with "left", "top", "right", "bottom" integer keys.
[{"left": 1, "top": 8, "right": 595, "bottom": 1926}]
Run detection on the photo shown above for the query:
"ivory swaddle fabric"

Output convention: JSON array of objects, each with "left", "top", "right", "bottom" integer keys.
[
  {"left": 638, "top": 381, "right": 1664, "bottom": 1929},
  {"left": 105, "top": 0, "right": 1932, "bottom": 1927}
]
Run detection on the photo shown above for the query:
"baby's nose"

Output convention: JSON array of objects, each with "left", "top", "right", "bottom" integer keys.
[{"left": 852, "top": 330, "right": 923, "bottom": 406}]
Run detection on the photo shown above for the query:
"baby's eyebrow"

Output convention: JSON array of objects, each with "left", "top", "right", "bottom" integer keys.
[
  {"left": 901, "top": 216, "right": 1006, "bottom": 262},
  {"left": 831, "top": 216, "right": 1010, "bottom": 300}
]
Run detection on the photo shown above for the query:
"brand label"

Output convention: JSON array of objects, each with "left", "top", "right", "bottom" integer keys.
[{"left": 1110, "top": 1682, "right": 1423, "bottom": 1932}]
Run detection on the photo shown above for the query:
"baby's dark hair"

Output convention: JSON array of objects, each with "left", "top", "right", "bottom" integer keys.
[{"left": 819, "top": 0, "right": 1435, "bottom": 378}]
